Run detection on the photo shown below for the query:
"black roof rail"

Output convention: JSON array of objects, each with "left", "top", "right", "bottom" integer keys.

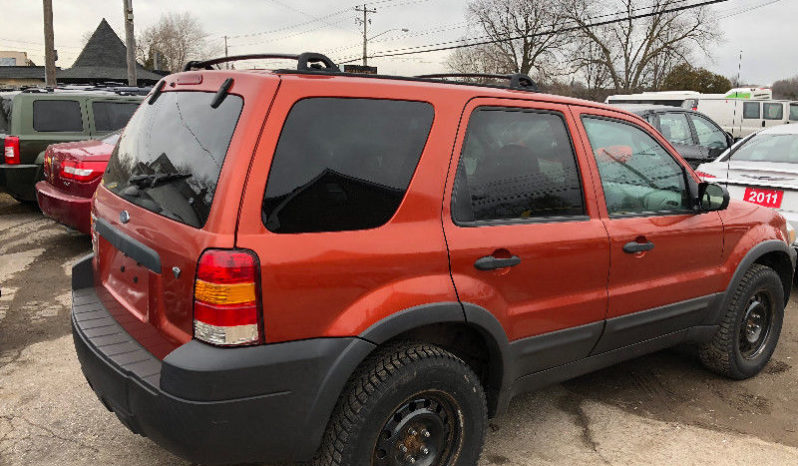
[
  {"left": 183, "top": 52, "right": 340, "bottom": 73},
  {"left": 414, "top": 73, "right": 538, "bottom": 92}
]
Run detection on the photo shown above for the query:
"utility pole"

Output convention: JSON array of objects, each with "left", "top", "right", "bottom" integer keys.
[
  {"left": 224, "top": 36, "right": 229, "bottom": 69},
  {"left": 355, "top": 4, "right": 377, "bottom": 66},
  {"left": 42, "top": 0, "right": 56, "bottom": 87},
  {"left": 123, "top": 0, "right": 137, "bottom": 86}
]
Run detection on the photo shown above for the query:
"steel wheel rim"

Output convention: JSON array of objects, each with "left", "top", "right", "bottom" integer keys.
[
  {"left": 372, "top": 391, "right": 463, "bottom": 466},
  {"left": 738, "top": 289, "right": 773, "bottom": 360}
]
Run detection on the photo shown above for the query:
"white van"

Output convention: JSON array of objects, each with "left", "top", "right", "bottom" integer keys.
[
  {"left": 605, "top": 90, "right": 701, "bottom": 107},
  {"left": 696, "top": 99, "right": 798, "bottom": 138}
]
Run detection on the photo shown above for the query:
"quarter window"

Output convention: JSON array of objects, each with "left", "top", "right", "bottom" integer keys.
[
  {"left": 582, "top": 117, "right": 691, "bottom": 216},
  {"left": 33, "top": 100, "right": 83, "bottom": 132},
  {"left": 743, "top": 102, "right": 761, "bottom": 119},
  {"left": 764, "top": 103, "right": 784, "bottom": 120},
  {"left": 451, "top": 108, "right": 585, "bottom": 223},
  {"left": 262, "top": 98, "right": 434, "bottom": 233}
]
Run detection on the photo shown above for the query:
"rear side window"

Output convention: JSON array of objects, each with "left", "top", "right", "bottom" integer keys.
[
  {"left": 103, "top": 91, "right": 243, "bottom": 228},
  {"left": 452, "top": 108, "right": 585, "bottom": 223},
  {"left": 33, "top": 100, "right": 83, "bottom": 132},
  {"left": 790, "top": 104, "right": 798, "bottom": 122},
  {"left": 262, "top": 98, "right": 434, "bottom": 233},
  {"left": 0, "top": 97, "right": 12, "bottom": 132},
  {"left": 92, "top": 101, "right": 139, "bottom": 132},
  {"left": 763, "top": 103, "right": 784, "bottom": 120},
  {"left": 743, "top": 102, "right": 760, "bottom": 119}
]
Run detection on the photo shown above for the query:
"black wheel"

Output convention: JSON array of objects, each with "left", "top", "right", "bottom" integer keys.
[
  {"left": 314, "top": 342, "right": 487, "bottom": 466},
  {"left": 699, "top": 264, "right": 784, "bottom": 379}
]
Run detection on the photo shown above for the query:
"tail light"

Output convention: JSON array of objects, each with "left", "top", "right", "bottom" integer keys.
[
  {"left": 193, "top": 249, "right": 262, "bottom": 346},
  {"left": 60, "top": 158, "right": 106, "bottom": 182},
  {"left": 695, "top": 171, "right": 716, "bottom": 179},
  {"left": 3, "top": 136, "right": 20, "bottom": 164}
]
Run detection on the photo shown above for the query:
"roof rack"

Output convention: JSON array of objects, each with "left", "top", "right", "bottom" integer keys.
[
  {"left": 183, "top": 52, "right": 340, "bottom": 73},
  {"left": 414, "top": 73, "right": 538, "bottom": 92}
]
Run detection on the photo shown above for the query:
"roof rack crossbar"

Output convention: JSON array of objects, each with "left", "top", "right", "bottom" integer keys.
[
  {"left": 414, "top": 73, "right": 538, "bottom": 92},
  {"left": 183, "top": 52, "right": 340, "bottom": 73}
]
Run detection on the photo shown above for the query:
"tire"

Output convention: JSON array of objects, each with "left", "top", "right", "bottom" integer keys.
[
  {"left": 314, "top": 342, "right": 487, "bottom": 466},
  {"left": 699, "top": 264, "right": 785, "bottom": 379}
]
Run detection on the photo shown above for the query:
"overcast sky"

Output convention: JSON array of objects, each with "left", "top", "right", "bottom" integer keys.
[{"left": 0, "top": 0, "right": 792, "bottom": 85}]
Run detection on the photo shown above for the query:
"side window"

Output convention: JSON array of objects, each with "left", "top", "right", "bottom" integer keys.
[
  {"left": 790, "top": 104, "right": 798, "bottom": 122},
  {"left": 92, "top": 101, "right": 139, "bottom": 132},
  {"left": 582, "top": 116, "right": 691, "bottom": 216},
  {"left": 33, "top": 100, "right": 83, "bottom": 132},
  {"left": 262, "top": 98, "right": 433, "bottom": 233},
  {"left": 451, "top": 108, "right": 585, "bottom": 223},
  {"left": 657, "top": 113, "right": 693, "bottom": 145},
  {"left": 688, "top": 114, "right": 727, "bottom": 149},
  {"left": 743, "top": 102, "right": 761, "bottom": 119},
  {"left": 763, "top": 102, "right": 784, "bottom": 120}
]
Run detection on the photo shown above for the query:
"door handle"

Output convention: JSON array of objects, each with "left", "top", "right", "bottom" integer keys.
[
  {"left": 474, "top": 255, "right": 521, "bottom": 271},
  {"left": 623, "top": 241, "right": 655, "bottom": 253}
]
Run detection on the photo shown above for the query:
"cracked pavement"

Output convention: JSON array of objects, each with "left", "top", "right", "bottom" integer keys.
[{"left": 2, "top": 191, "right": 798, "bottom": 465}]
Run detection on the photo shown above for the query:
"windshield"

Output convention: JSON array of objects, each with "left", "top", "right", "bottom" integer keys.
[
  {"left": 102, "top": 91, "right": 244, "bottom": 228},
  {"left": 101, "top": 130, "right": 123, "bottom": 146},
  {"left": 731, "top": 134, "right": 798, "bottom": 164}
]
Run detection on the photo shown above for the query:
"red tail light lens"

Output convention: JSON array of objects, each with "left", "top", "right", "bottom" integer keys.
[
  {"left": 193, "top": 249, "right": 262, "bottom": 346},
  {"left": 3, "top": 136, "right": 20, "bottom": 164},
  {"left": 60, "top": 159, "right": 106, "bottom": 182},
  {"left": 695, "top": 170, "right": 716, "bottom": 179}
]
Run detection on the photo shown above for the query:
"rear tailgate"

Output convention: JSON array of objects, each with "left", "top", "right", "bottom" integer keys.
[
  {"left": 90, "top": 72, "right": 279, "bottom": 358},
  {"left": 724, "top": 161, "right": 798, "bottom": 213}
]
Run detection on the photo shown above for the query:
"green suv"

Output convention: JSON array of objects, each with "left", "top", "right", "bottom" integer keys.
[{"left": 0, "top": 89, "right": 143, "bottom": 202}]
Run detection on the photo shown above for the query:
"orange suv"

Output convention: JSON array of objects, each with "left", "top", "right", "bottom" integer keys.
[{"left": 71, "top": 53, "right": 796, "bottom": 465}]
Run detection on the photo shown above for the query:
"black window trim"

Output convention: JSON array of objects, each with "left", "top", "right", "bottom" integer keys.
[
  {"left": 580, "top": 113, "right": 695, "bottom": 219},
  {"left": 261, "top": 96, "right": 436, "bottom": 233},
  {"left": 451, "top": 106, "right": 589, "bottom": 228},
  {"left": 32, "top": 99, "right": 85, "bottom": 133}
]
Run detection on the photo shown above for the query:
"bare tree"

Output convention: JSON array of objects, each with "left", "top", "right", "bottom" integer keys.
[
  {"left": 136, "top": 12, "right": 215, "bottom": 73},
  {"left": 564, "top": 0, "right": 721, "bottom": 91},
  {"left": 447, "top": 0, "right": 571, "bottom": 80}
]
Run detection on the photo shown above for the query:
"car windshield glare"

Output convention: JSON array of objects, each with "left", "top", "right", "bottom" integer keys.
[{"left": 731, "top": 134, "right": 798, "bottom": 164}]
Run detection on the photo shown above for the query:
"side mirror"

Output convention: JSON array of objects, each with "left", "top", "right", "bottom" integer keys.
[{"left": 697, "top": 182, "right": 729, "bottom": 212}]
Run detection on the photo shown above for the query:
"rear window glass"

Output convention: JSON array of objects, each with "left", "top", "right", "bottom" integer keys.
[
  {"left": 0, "top": 97, "right": 12, "bottom": 132},
  {"left": 731, "top": 134, "right": 798, "bottom": 163},
  {"left": 763, "top": 103, "right": 784, "bottom": 120},
  {"left": 103, "top": 91, "right": 243, "bottom": 228},
  {"left": 33, "top": 100, "right": 83, "bottom": 132},
  {"left": 262, "top": 98, "right": 434, "bottom": 233},
  {"left": 93, "top": 101, "right": 139, "bottom": 132}
]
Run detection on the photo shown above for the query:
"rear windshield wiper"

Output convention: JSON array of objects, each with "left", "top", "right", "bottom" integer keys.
[{"left": 129, "top": 172, "right": 192, "bottom": 189}]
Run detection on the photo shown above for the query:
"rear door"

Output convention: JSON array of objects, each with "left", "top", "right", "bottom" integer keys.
[
  {"left": 443, "top": 98, "right": 610, "bottom": 375},
  {"left": 92, "top": 73, "right": 276, "bottom": 358},
  {"left": 573, "top": 107, "right": 725, "bottom": 352}
]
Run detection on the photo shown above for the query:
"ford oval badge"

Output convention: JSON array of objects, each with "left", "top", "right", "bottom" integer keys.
[{"left": 120, "top": 210, "right": 130, "bottom": 224}]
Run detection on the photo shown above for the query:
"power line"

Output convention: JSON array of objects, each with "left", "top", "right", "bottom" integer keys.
[
  {"left": 717, "top": 0, "right": 782, "bottom": 19},
  {"left": 338, "top": 0, "right": 729, "bottom": 63}
]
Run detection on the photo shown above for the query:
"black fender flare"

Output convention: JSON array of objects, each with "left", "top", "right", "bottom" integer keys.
[{"left": 708, "top": 240, "right": 795, "bottom": 325}]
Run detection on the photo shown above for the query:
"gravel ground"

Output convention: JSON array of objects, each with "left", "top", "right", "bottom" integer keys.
[{"left": 1, "top": 191, "right": 798, "bottom": 465}]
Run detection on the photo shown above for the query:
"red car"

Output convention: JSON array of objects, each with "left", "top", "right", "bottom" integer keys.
[
  {"left": 36, "top": 131, "right": 118, "bottom": 234},
  {"left": 71, "top": 53, "right": 795, "bottom": 465}
]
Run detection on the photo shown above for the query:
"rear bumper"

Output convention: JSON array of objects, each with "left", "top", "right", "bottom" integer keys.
[
  {"left": 70, "top": 255, "right": 374, "bottom": 464},
  {"left": 0, "top": 163, "right": 39, "bottom": 201},
  {"left": 36, "top": 181, "right": 92, "bottom": 234}
]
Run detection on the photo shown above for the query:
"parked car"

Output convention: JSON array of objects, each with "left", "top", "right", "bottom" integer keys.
[
  {"left": 696, "top": 124, "right": 798, "bottom": 248},
  {"left": 695, "top": 98, "right": 798, "bottom": 139},
  {"left": 71, "top": 52, "right": 795, "bottom": 466},
  {"left": 35, "top": 131, "right": 118, "bottom": 234},
  {"left": 0, "top": 88, "right": 142, "bottom": 202},
  {"left": 614, "top": 104, "right": 733, "bottom": 168}
]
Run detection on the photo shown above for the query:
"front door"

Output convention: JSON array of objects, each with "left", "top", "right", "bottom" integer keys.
[
  {"left": 443, "top": 98, "right": 610, "bottom": 375},
  {"left": 574, "top": 108, "right": 726, "bottom": 351}
]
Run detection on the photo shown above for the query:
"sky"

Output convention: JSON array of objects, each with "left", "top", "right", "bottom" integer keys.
[{"left": 0, "top": 0, "right": 793, "bottom": 86}]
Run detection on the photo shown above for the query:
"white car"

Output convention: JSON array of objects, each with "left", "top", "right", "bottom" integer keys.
[{"left": 696, "top": 124, "right": 798, "bottom": 236}]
